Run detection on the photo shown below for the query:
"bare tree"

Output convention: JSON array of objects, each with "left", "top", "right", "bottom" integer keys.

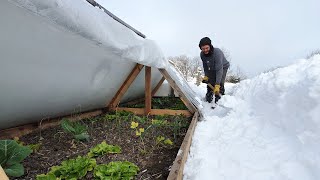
[{"left": 306, "top": 49, "right": 320, "bottom": 59}]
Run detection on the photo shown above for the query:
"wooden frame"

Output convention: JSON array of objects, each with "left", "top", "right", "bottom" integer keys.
[
  {"left": 108, "top": 64, "right": 197, "bottom": 117},
  {"left": 0, "top": 166, "right": 9, "bottom": 180},
  {"left": 145, "top": 66, "right": 152, "bottom": 115},
  {"left": 114, "top": 108, "right": 192, "bottom": 117},
  {"left": 167, "top": 111, "right": 199, "bottom": 180},
  {"left": 0, "top": 109, "right": 104, "bottom": 139}
]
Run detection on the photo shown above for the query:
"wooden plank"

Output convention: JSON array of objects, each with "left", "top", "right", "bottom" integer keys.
[
  {"left": 167, "top": 111, "right": 199, "bottom": 180},
  {"left": 145, "top": 66, "right": 152, "bottom": 115},
  {"left": 111, "top": 108, "right": 193, "bottom": 117},
  {"left": 151, "top": 76, "right": 166, "bottom": 96},
  {"left": 108, "top": 64, "right": 144, "bottom": 108},
  {"left": 159, "top": 69, "right": 196, "bottom": 113},
  {"left": 0, "top": 166, "right": 9, "bottom": 180},
  {"left": 0, "top": 110, "right": 104, "bottom": 139}
]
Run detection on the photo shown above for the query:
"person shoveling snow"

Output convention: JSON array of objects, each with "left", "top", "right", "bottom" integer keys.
[{"left": 199, "top": 37, "right": 230, "bottom": 105}]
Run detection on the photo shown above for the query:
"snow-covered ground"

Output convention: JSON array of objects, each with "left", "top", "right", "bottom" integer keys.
[{"left": 184, "top": 55, "right": 320, "bottom": 180}]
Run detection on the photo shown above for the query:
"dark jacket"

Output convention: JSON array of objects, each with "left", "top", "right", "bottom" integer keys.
[{"left": 200, "top": 47, "right": 230, "bottom": 84}]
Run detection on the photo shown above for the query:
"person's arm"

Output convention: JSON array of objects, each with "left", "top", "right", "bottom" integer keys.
[
  {"left": 214, "top": 50, "right": 224, "bottom": 84},
  {"left": 200, "top": 53, "right": 209, "bottom": 77}
]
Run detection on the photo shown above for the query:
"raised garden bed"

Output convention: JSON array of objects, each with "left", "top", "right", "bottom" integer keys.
[{"left": 2, "top": 97, "right": 192, "bottom": 180}]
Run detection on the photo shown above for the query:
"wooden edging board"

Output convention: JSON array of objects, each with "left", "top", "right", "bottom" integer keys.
[
  {"left": 0, "top": 166, "right": 9, "bottom": 180},
  {"left": 0, "top": 109, "right": 104, "bottom": 139},
  {"left": 167, "top": 111, "right": 199, "bottom": 180}
]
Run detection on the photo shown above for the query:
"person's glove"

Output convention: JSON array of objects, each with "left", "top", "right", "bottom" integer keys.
[
  {"left": 202, "top": 76, "right": 209, "bottom": 83},
  {"left": 214, "top": 84, "right": 220, "bottom": 95}
]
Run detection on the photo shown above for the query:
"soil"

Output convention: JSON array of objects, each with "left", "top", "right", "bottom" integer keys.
[{"left": 14, "top": 108, "right": 191, "bottom": 180}]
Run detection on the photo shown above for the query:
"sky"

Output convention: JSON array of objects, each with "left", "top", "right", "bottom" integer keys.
[{"left": 96, "top": 0, "right": 320, "bottom": 77}]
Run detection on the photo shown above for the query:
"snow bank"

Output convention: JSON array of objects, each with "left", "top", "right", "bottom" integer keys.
[
  {"left": 10, "top": 0, "right": 167, "bottom": 68},
  {"left": 184, "top": 55, "right": 320, "bottom": 180}
]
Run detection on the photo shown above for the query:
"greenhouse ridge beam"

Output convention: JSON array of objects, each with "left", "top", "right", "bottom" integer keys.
[{"left": 86, "top": 0, "right": 146, "bottom": 38}]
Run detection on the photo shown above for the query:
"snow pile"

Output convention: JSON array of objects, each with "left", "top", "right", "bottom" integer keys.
[
  {"left": 10, "top": 0, "right": 167, "bottom": 68},
  {"left": 184, "top": 55, "right": 320, "bottom": 180}
]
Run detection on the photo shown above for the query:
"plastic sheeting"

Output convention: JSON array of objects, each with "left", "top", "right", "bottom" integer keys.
[{"left": 9, "top": 0, "right": 168, "bottom": 68}]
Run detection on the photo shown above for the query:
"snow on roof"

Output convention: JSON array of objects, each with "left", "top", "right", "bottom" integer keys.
[{"left": 10, "top": 0, "right": 168, "bottom": 68}]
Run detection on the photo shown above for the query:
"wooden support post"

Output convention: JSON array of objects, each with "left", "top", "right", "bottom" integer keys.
[
  {"left": 151, "top": 76, "right": 165, "bottom": 96},
  {"left": 167, "top": 111, "right": 199, "bottom": 180},
  {"left": 0, "top": 166, "right": 9, "bottom": 180},
  {"left": 108, "top": 64, "right": 144, "bottom": 108},
  {"left": 159, "top": 69, "right": 196, "bottom": 113},
  {"left": 145, "top": 66, "right": 152, "bottom": 115}
]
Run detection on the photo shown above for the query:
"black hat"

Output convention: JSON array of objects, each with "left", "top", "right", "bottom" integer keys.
[{"left": 199, "top": 37, "right": 212, "bottom": 49}]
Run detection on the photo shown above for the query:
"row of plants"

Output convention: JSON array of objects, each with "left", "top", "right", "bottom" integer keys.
[
  {"left": 37, "top": 141, "right": 138, "bottom": 180},
  {"left": 121, "top": 97, "right": 188, "bottom": 110}
]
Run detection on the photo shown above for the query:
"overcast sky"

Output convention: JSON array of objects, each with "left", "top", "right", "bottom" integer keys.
[{"left": 96, "top": 0, "right": 320, "bottom": 76}]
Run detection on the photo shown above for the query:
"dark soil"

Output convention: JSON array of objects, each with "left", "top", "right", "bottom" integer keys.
[{"left": 14, "top": 108, "right": 191, "bottom": 180}]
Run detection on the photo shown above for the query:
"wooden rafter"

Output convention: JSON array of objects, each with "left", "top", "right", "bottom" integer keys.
[
  {"left": 151, "top": 76, "right": 166, "bottom": 96},
  {"left": 108, "top": 64, "right": 144, "bottom": 109},
  {"left": 158, "top": 69, "right": 196, "bottom": 113}
]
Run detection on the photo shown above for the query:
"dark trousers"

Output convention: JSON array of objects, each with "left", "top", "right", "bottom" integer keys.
[{"left": 206, "top": 67, "right": 228, "bottom": 95}]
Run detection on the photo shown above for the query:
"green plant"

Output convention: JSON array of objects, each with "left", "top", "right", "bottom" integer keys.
[
  {"left": 164, "top": 138, "right": 174, "bottom": 146},
  {"left": 36, "top": 174, "right": 57, "bottom": 180},
  {"left": 133, "top": 115, "right": 147, "bottom": 124},
  {"left": 104, "top": 114, "right": 118, "bottom": 121},
  {"left": 0, "top": 140, "right": 32, "bottom": 177},
  {"left": 170, "top": 115, "right": 189, "bottom": 140},
  {"left": 94, "top": 161, "right": 139, "bottom": 180},
  {"left": 27, "top": 143, "right": 42, "bottom": 153},
  {"left": 151, "top": 119, "right": 169, "bottom": 127},
  {"left": 87, "top": 141, "right": 121, "bottom": 158},
  {"left": 61, "top": 119, "right": 89, "bottom": 141},
  {"left": 37, "top": 156, "right": 96, "bottom": 180},
  {"left": 155, "top": 136, "right": 173, "bottom": 146}
]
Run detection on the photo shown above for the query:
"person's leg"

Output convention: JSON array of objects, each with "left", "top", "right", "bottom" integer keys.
[
  {"left": 220, "top": 67, "right": 228, "bottom": 95},
  {"left": 206, "top": 84, "right": 213, "bottom": 103}
]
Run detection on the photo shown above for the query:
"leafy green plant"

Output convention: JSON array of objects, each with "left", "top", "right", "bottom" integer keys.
[
  {"left": 36, "top": 173, "right": 57, "bottom": 180},
  {"left": 94, "top": 161, "right": 139, "bottom": 180},
  {"left": 151, "top": 119, "right": 169, "bottom": 127},
  {"left": 0, "top": 140, "right": 32, "bottom": 177},
  {"left": 27, "top": 143, "right": 42, "bottom": 153},
  {"left": 133, "top": 115, "right": 147, "bottom": 124},
  {"left": 170, "top": 115, "right": 189, "bottom": 140},
  {"left": 87, "top": 141, "right": 121, "bottom": 158},
  {"left": 164, "top": 138, "right": 174, "bottom": 146},
  {"left": 61, "top": 119, "right": 89, "bottom": 141},
  {"left": 37, "top": 156, "right": 96, "bottom": 180}
]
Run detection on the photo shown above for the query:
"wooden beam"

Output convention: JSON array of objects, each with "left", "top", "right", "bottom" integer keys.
[
  {"left": 0, "top": 109, "right": 104, "bottom": 139},
  {"left": 0, "top": 166, "right": 9, "bottom": 180},
  {"left": 108, "top": 64, "right": 144, "bottom": 109},
  {"left": 111, "top": 107, "right": 193, "bottom": 117},
  {"left": 167, "top": 111, "right": 199, "bottom": 180},
  {"left": 151, "top": 76, "right": 166, "bottom": 96},
  {"left": 145, "top": 66, "right": 152, "bottom": 115},
  {"left": 158, "top": 69, "right": 196, "bottom": 113}
]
